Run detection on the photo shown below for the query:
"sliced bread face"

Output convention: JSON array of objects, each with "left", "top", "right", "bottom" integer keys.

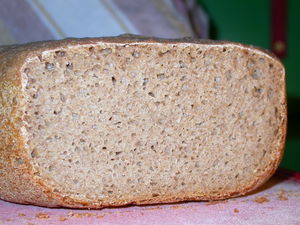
[{"left": 0, "top": 36, "right": 286, "bottom": 208}]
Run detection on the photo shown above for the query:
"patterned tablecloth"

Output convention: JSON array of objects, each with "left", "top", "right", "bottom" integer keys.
[{"left": 0, "top": 169, "right": 299, "bottom": 225}]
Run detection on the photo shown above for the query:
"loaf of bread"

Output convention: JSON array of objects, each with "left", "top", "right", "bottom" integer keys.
[{"left": 0, "top": 35, "right": 286, "bottom": 208}]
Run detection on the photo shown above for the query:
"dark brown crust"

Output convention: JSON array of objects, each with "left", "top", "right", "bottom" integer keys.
[{"left": 0, "top": 35, "right": 287, "bottom": 208}]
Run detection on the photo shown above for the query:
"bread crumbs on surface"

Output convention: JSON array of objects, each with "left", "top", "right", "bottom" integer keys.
[
  {"left": 18, "top": 213, "right": 26, "bottom": 217},
  {"left": 234, "top": 208, "right": 239, "bottom": 213},
  {"left": 68, "top": 212, "right": 96, "bottom": 218},
  {"left": 59, "top": 216, "right": 67, "bottom": 221},
  {"left": 255, "top": 196, "right": 269, "bottom": 203},
  {"left": 171, "top": 205, "right": 182, "bottom": 209},
  {"left": 293, "top": 191, "right": 300, "bottom": 197},
  {"left": 71, "top": 213, "right": 83, "bottom": 218},
  {"left": 279, "top": 195, "right": 288, "bottom": 201},
  {"left": 36, "top": 212, "right": 50, "bottom": 219},
  {"left": 170, "top": 205, "right": 194, "bottom": 210},
  {"left": 143, "top": 206, "right": 162, "bottom": 211},
  {"left": 277, "top": 189, "right": 289, "bottom": 201},
  {"left": 96, "top": 212, "right": 113, "bottom": 218}
]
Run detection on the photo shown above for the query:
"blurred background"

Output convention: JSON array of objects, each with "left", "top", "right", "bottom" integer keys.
[{"left": 0, "top": 0, "right": 298, "bottom": 171}]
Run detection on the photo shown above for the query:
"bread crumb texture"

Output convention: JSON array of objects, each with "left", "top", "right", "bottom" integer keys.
[{"left": 0, "top": 39, "right": 285, "bottom": 207}]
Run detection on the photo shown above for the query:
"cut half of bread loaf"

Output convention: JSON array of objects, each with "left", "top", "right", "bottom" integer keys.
[{"left": 0, "top": 35, "right": 286, "bottom": 208}]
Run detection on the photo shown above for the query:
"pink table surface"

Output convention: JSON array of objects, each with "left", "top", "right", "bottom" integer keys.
[{"left": 1, "top": 169, "right": 300, "bottom": 225}]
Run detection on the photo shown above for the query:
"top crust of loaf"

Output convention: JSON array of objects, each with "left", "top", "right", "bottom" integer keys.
[{"left": 0, "top": 35, "right": 286, "bottom": 208}]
